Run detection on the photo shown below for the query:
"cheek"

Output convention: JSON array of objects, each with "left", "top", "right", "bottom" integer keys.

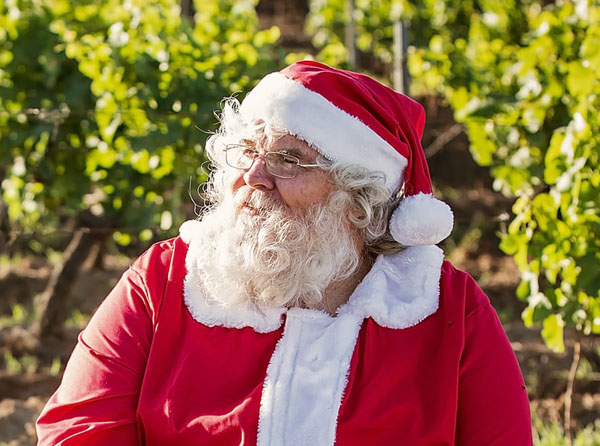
[
  {"left": 277, "top": 178, "right": 333, "bottom": 209},
  {"left": 230, "top": 172, "right": 244, "bottom": 192},
  {"left": 227, "top": 168, "right": 249, "bottom": 195}
]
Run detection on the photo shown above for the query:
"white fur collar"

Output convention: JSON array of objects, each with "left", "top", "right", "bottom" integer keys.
[
  {"left": 180, "top": 220, "right": 443, "bottom": 332},
  {"left": 337, "top": 244, "right": 443, "bottom": 329}
]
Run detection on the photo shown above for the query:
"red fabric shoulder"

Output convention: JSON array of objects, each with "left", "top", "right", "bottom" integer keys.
[
  {"left": 439, "top": 262, "right": 533, "bottom": 444},
  {"left": 439, "top": 260, "right": 491, "bottom": 319},
  {"left": 130, "top": 236, "right": 188, "bottom": 279},
  {"left": 128, "top": 236, "right": 189, "bottom": 326}
]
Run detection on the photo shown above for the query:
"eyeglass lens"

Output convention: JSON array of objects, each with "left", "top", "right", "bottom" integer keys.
[{"left": 226, "top": 146, "right": 298, "bottom": 178}]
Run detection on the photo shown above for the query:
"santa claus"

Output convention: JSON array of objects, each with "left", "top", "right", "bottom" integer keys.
[{"left": 36, "top": 61, "right": 533, "bottom": 445}]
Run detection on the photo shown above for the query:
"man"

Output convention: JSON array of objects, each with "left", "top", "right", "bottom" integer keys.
[{"left": 36, "top": 61, "right": 533, "bottom": 445}]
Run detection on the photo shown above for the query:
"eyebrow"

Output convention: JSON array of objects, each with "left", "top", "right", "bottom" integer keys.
[
  {"left": 278, "top": 141, "right": 319, "bottom": 161},
  {"left": 240, "top": 138, "right": 314, "bottom": 160},
  {"left": 278, "top": 147, "right": 306, "bottom": 158},
  {"left": 240, "top": 138, "right": 257, "bottom": 148}
]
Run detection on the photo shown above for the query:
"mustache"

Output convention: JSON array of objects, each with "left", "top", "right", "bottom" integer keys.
[{"left": 236, "top": 189, "right": 285, "bottom": 215}]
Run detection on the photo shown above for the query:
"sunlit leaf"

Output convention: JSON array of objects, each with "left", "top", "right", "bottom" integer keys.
[{"left": 541, "top": 314, "right": 565, "bottom": 353}]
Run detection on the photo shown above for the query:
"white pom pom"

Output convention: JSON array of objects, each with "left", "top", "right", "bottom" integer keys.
[
  {"left": 179, "top": 220, "right": 202, "bottom": 244},
  {"left": 389, "top": 193, "right": 454, "bottom": 246}
]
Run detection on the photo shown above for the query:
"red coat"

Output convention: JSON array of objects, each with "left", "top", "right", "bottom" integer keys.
[{"left": 36, "top": 234, "right": 532, "bottom": 445}]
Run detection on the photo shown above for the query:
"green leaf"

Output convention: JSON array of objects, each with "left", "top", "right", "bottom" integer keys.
[
  {"left": 465, "top": 120, "right": 496, "bottom": 166},
  {"left": 541, "top": 313, "right": 565, "bottom": 353},
  {"left": 113, "top": 231, "right": 131, "bottom": 246},
  {"left": 545, "top": 132, "right": 566, "bottom": 185},
  {"left": 532, "top": 193, "right": 557, "bottom": 232},
  {"left": 500, "top": 232, "right": 525, "bottom": 255},
  {"left": 565, "top": 61, "right": 596, "bottom": 98}
]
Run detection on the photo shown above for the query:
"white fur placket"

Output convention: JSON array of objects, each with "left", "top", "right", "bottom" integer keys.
[{"left": 257, "top": 309, "right": 363, "bottom": 446}]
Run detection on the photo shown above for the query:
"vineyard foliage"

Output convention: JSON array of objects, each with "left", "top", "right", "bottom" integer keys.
[
  {"left": 309, "top": 0, "right": 600, "bottom": 351},
  {"left": 0, "top": 0, "right": 279, "bottom": 246}
]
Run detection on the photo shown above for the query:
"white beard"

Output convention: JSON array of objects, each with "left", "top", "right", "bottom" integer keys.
[{"left": 190, "top": 187, "right": 361, "bottom": 309}]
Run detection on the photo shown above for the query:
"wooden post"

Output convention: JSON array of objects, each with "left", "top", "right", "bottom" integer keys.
[
  {"left": 345, "top": 0, "right": 356, "bottom": 69},
  {"left": 181, "top": 0, "right": 195, "bottom": 21},
  {"left": 393, "top": 20, "right": 409, "bottom": 94}
]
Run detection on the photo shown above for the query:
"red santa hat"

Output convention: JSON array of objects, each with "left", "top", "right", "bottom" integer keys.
[{"left": 239, "top": 60, "right": 453, "bottom": 246}]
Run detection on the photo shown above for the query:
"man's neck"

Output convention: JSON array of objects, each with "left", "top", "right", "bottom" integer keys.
[{"left": 310, "top": 253, "right": 374, "bottom": 316}]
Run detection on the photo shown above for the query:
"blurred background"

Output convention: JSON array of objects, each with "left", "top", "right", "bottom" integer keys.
[{"left": 0, "top": 0, "right": 599, "bottom": 444}]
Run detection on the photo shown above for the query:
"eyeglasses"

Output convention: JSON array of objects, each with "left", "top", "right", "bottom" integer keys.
[{"left": 223, "top": 144, "right": 321, "bottom": 179}]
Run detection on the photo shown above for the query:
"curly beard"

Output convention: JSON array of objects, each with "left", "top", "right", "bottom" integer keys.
[{"left": 189, "top": 187, "right": 361, "bottom": 309}]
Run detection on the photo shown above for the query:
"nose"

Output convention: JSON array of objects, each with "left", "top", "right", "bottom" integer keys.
[{"left": 243, "top": 156, "right": 275, "bottom": 191}]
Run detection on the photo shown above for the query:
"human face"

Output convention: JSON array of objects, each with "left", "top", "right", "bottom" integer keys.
[{"left": 228, "top": 134, "right": 334, "bottom": 215}]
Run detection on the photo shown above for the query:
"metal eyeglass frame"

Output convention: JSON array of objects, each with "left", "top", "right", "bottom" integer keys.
[{"left": 223, "top": 143, "right": 321, "bottom": 179}]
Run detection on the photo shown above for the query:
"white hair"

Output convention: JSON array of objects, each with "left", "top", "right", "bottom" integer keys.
[{"left": 326, "top": 162, "right": 404, "bottom": 256}]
